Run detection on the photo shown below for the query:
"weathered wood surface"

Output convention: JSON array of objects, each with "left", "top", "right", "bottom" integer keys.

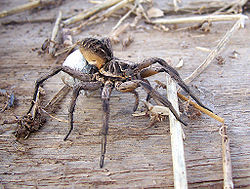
[{"left": 0, "top": 1, "right": 250, "bottom": 188}]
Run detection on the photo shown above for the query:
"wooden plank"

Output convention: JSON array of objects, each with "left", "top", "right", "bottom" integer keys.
[{"left": 0, "top": 1, "right": 249, "bottom": 188}]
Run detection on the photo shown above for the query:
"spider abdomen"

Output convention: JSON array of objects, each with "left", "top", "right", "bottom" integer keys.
[{"left": 61, "top": 49, "right": 96, "bottom": 87}]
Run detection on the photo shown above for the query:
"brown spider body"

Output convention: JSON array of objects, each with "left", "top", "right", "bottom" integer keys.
[{"left": 27, "top": 37, "right": 212, "bottom": 168}]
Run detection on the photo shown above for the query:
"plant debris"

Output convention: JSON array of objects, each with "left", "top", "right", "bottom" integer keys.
[{"left": 0, "top": 89, "right": 15, "bottom": 112}]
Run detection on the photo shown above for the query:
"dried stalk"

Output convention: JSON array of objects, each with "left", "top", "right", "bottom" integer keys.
[
  {"left": 150, "top": 14, "right": 247, "bottom": 25},
  {"left": 184, "top": 15, "right": 248, "bottom": 84},
  {"left": 49, "top": 10, "right": 62, "bottom": 56},
  {"left": 177, "top": 92, "right": 224, "bottom": 123},
  {"left": 109, "top": 23, "right": 130, "bottom": 43},
  {"left": 44, "top": 85, "right": 71, "bottom": 110},
  {"left": 166, "top": 74, "right": 188, "bottom": 188},
  {"left": 0, "top": 0, "right": 40, "bottom": 18},
  {"left": 0, "top": 0, "right": 56, "bottom": 18},
  {"left": 62, "top": 28, "right": 73, "bottom": 46},
  {"left": 173, "top": 0, "right": 180, "bottom": 12},
  {"left": 32, "top": 87, "right": 45, "bottom": 118},
  {"left": 63, "top": 0, "right": 122, "bottom": 25},
  {"left": 40, "top": 108, "right": 69, "bottom": 123},
  {"left": 112, "top": 2, "right": 137, "bottom": 31},
  {"left": 220, "top": 124, "right": 234, "bottom": 189},
  {"left": 104, "top": 0, "right": 134, "bottom": 18}
]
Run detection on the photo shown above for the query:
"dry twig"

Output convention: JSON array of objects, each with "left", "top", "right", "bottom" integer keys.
[
  {"left": 112, "top": 2, "right": 137, "bottom": 31},
  {"left": 150, "top": 14, "right": 247, "bottom": 25},
  {"left": 0, "top": 0, "right": 57, "bottom": 18},
  {"left": 166, "top": 74, "right": 187, "bottom": 188},
  {"left": 45, "top": 85, "right": 71, "bottom": 110},
  {"left": 49, "top": 10, "right": 63, "bottom": 56},
  {"left": 220, "top": 124, "right": 234, "bottom": 188}
]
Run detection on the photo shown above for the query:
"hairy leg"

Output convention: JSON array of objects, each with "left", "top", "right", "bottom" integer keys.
[
  {"left": 130, "top": 90, "right": 139, "bottom": 112},
  {"left": 64, "top": 81, "right": 102, "bottom": 141},
  {"left": 100, "top": 81, "right": 113, "bottom": 168},
  {"left": 137, "top": 59, "right": 212, "bottom": 112}
]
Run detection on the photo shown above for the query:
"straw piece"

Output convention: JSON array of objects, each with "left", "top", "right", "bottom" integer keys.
[
  {"left": 220, "top": 124, "right": 233, "bottom": 189},
  {"left": 45, "top": 85, "right": 71, "bottom": 110},
  {"left": 63, "top": 0, "right": 122, "bottom": 25},
  {"left": 0, "top": 0, "right": 40, "bottom": 18},
  {"left": 49, "top": 10, "right": 62, "bottom": 56},
  {"left": 150, "top": 14, "right": 248, "bottom": 25},
  {"left": 184, "top": 15, "right": 248, "bottom": 84},
  {"left": 112, "top": 2, "right": 137, "bottom": 31},
  {"left": 104, "top": 0, "right": 134, "bottom": 18},
  {"left": 0, "top": 0, "right": 57, "bottom": 19},
  {"left": 166, "top": 74, "right": 188, "bottom": 189}
]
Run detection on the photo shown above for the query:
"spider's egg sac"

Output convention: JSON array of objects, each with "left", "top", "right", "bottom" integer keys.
[{"left": 61, "top": 49, "right": 87, "bottom": 87}]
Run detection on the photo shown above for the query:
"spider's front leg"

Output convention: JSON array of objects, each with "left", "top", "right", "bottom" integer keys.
[
  {"left": 64, "top": 81, "right": 102, "bottom": 141},
  {"left": 100, "top": 81, "right": 113, "bottom": 168},
  {"left": 27, "top": 66, "right": 92, "bottom": 114},
  {"left": 136, "top": 57, "right": 212, "bottom": 112}
]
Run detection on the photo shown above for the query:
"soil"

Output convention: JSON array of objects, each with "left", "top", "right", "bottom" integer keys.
[{"left": 0, "top": 1, "right": 249, "bottom": 188}]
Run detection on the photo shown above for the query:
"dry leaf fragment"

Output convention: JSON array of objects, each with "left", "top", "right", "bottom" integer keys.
[
  {"left": 175, "top": 58, "right": 184, "bottom": 69},
  {"left": 147, "top": 7, "right": 164, "bottom": 18}
]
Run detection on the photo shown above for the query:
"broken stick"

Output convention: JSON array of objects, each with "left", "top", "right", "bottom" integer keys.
[
  {"left": 220, "top": 124, "right": 234, "bottom": 189},
  {"left": 0, "top": 0, "right": 57, "bottom": 18},
  {"left": 49, "top": 10, "right": 62, "bottom": 56},
  {"left": 166, "top": 74, "right": 188, "bottom": 188},
  {"left": 0, "top": 0, "right": 40, "bottom": 18},
  {"left": 150, "top": 14, "right": 248, "bottom": 25}
]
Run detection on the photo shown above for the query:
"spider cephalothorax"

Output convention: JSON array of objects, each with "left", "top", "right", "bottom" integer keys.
[{"left": 26, "top": 37, "right": 212, "bottom": 168}]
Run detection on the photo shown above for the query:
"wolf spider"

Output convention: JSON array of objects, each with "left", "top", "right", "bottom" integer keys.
[{"left": 27, "top": 37, "right": 211, "bottom": 168}]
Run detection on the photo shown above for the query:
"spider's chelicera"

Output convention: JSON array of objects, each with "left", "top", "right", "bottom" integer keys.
[{"left": 27, "top": 37, "right": 212, "bottom": 168}]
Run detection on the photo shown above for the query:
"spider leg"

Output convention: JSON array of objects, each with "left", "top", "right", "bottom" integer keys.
[
  {"left": 100, "top": 81, "right": 113, "bottom": 168},
  {"left": 64, "top": 84, "right": 81, "bottom": 141},
  {"left": 64, "top": 81, "right": 102, "bottom": 141},
  {"left": 115, "top": 80, "right": 187, "bottom": 126},
  {"left": 27, "top": 66, "right": 92, "bottom": 114},
  {"left": 130, "top": 90, "right": 139, "bottom": 112},
  {"left": 137, "top": 58, "right": 212, "bottom": 112}
]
